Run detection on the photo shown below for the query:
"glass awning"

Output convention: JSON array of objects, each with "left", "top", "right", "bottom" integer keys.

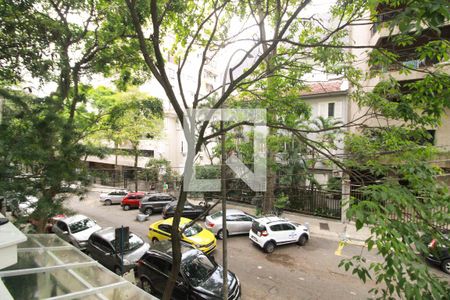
[{"left": 0, "top": 234, "right": 157, "bottom": 300}]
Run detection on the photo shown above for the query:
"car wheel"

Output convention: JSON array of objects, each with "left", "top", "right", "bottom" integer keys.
[
  {"left": 144, "top": 207, "right": 153, "bottom": 215},
  {"left": 152, "top": 237, "right": 159, "bottom": 244},
  {"left": 217, "top": 229, "right": 228, "bottom": 240},
  {"left": 105, "top": 200, "right": 112, "bottom": 206},
  {"left": 442, "top": 259, "right": 450, "bottom": 274},
  {"left": 264, "top": 241, "right": 275, "bottom": 253},
  {"left": 141, "top": 277, "right": 153, "bottom": 294},
  {"left": 123, "top": 205, "right": 130, "bottom": 211},
  {"left": 297, "top": 234, "right": 308, "bottom": 246}
]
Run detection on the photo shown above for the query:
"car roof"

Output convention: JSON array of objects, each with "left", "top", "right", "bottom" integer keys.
[
  {"left": 92, "top": 227, "right": 116, "bottom": 241},
  {"left": 157, "top": 217, "right": 192, "bottom": 226},
  {"left": 92, "top": 227, "right": 137, "bottom": 242},
  {"left": 144, "top": 193, "right": 173, "bottom": 199},
  {"left": 255, "top": 216, "right": 290, "bottom": 225},
  {"left": 149, "top": 193, "right": 172, "bottom": 197},
  {"left": 128, "top": 191, "right": 145, "bottom": 195},
  {"left": 226, "top": 209, "right": 245, "bottom": 215},
  {"left": 63, "top": 214, "right": 90, "bottom": 224},
  {"left": 110, "top": 189, "right": 127, "bottom": 193},
  {"left": 148, "top": 240, "right": 200, "bottom": 260}
]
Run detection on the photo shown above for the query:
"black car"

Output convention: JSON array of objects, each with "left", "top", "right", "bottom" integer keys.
[
  {"left": 422, "top": 230, "right": 450, "bottom": 274},
  {"left": 138, "top": 193, "right": 176, "bottom": 216},
  {"left": 135, "top": 240, "right": 241, "bottom": 300},
  {"left": 162, "top": 200, "right": 207, "bottom": 219}
]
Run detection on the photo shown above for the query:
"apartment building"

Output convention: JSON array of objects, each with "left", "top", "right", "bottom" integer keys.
[
  {"left": 86, "top": 52, "right": 219, "bottom": 185},
  {"left": 348, "top": 4, "right": 450, "bottom": 181}
]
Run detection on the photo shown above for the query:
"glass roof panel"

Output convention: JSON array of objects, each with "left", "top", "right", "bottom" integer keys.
[
  {"left": 3, "top": 251, "right": 59, "bottom": 271},
  {"left": 24, "top": 234, "right": 70, "bottom": 247},
  {"left": 16, "top": 237, "right": 40, "bottom": 249},
  {"left": 80, "top": 285, "right": 152, "bottom": 300},
  {"left": 73, "top": 265, "right": 121, "bottom": 286},
  {"left": 0, "top": 234, "right": 157, "bottom": 300},
  {"left": 2, "top": 268, "right": 87, "bottom": 299}
]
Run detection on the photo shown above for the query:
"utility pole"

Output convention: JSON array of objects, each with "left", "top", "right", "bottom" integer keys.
[
  {"left": 220, "top": 115, "right": 228, "bottom": 300},
  {"left": 220, "top": 48, "right": 253, "bottom": 300}
]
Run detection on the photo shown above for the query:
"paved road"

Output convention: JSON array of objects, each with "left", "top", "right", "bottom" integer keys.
[{"left": 66, "top": 188, "right": 381, "bottom": 299}]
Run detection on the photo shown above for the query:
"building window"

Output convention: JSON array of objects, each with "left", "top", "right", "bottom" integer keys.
[
  {"left": 328, "top": 103, "right": 335, "bottom": 117},
  {"left": 181, "top": 141, "right": 184, "bottom": 153}
]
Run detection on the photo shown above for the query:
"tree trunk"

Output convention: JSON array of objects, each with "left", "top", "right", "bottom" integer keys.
[
  {"left": 256, "top": 1, "right": 278, "bottom": 215},
  {"left": 162, "top": 129, "right": 197, "bottom": 299}
]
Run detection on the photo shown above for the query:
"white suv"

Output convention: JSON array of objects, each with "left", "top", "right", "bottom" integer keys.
[{"left": 249, "top": 216, "right": 310, "bottom": 253}]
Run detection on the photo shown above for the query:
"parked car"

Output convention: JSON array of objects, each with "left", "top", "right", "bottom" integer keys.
[
  {"left": 99, "top": 189, "right": 129, "bottom": 205},
  {"left": 135, "top": 240, "right": 241, "bottom": 300},
  {"left": 12, "top": 195, "right": 38, "bottom": 218},
  {"left": 138, "top": 193, "right": 176, "bottom": 215},
  {"left": 162, "top": 200, "right": 207, "bottom": 219},
  {"left": 52, "top": 214, "right": 102, "bottom": 250},
  {"left": 121, "top": 192, "right": 146, "bottom": 210},
  {"left": 249, "top": 216, "right": 310, "bottom": 253},
  {"left": 422, "top": 230, "right": 450, "bottom": 274},
  {"left": 148, "top": 217, "right": 216, "bottom": 254},
  {"left": 205, "top": 209, "right": 255, "bottom": 239},
  {"left": 86, "top": 227, "right": 150, "bottom": 275}
]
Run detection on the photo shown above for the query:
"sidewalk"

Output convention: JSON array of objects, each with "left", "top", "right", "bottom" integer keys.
[{"left": 222, "top": 200, "right": 372, "bottom": 246}]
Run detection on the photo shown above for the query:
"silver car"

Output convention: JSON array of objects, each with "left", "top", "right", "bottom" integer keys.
[
  {"left": 99, "top": 189, "right": 129, "bottom": 205},
  {"left": 205, "top": 209, "right": 255, "bottom": 239},
  {"left": 52, "top": 214, "right": 102, "bottom": 250}
]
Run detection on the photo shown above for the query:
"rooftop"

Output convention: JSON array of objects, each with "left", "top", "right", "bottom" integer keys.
[{"left": 301, "top": 80, "right": 347, "bottom": 96}]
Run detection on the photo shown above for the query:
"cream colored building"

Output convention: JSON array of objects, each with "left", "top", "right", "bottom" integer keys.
[
  {"left": 300, "top": 79, "right": 349, "bottom": 185},
  {"left": 348, "top": 7, "right": 450, "bottom": 152}
]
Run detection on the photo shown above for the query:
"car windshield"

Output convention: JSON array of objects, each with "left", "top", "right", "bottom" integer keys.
[
  {"left": 211, "top": 211, "right": 222, "bottom": 219},
  {"left": 112, "top": 234, "right": 144, "bottom": 252},
  {"left": 69, "top": 218, "right": 95, "bottom": 233},
  {"left": 181, "top": 254, "right": 216, "bottom": 286},
  {"left": 252, "top": 221, "right": 266, "bottom": 232},
  {"left": 183, "top": 224, "right": 203, "bottom": 237}
]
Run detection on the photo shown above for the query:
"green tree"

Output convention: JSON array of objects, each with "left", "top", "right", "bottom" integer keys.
[
  {"left": 0, "top": 0, "right": 146, "bottom": 231},
  {"left": 88, "top": 87, "right": 163, "bottom": 190},
  {"left": 338, "top": 0, "right": 450, "bottom": 298}
]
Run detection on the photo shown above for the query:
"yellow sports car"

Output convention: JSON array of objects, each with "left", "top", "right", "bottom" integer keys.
[{"left": 148, "top": 217, "right": 216, "bottom": 254}]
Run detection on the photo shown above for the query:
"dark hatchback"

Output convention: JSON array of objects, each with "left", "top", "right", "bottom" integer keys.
[
  {"left": 86, "top": 227, "right": 149, "bottom": 275},
  {"left": 162, "top": 200, "right": 207, "bottom": 219},
  {"left": 135, "top": 240, "right": 241, "bottom": 300},
  {"left": 138, "top": 193, "right": 176, "bottom": 215}
]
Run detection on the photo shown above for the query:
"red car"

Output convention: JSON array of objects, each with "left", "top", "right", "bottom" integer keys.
[{"left": 121, "top": 192, "right": 145, "bottom": 210}]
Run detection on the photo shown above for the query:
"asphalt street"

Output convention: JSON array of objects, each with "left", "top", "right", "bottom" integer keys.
[{"left": 65, "top": 188, "right": 383, "bottom": 299}]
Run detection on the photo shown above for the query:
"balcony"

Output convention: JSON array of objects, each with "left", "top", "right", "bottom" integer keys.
[
  {"left": 372, "top": 24, "right": 450, "bottom": 72},
  {"left": 370, "top": 4, "right": 406, "bottom": 36}
]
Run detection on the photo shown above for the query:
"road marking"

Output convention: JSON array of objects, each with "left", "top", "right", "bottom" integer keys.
[{"left": 334, "top": 241, "right": 346, "bottom": 256}]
